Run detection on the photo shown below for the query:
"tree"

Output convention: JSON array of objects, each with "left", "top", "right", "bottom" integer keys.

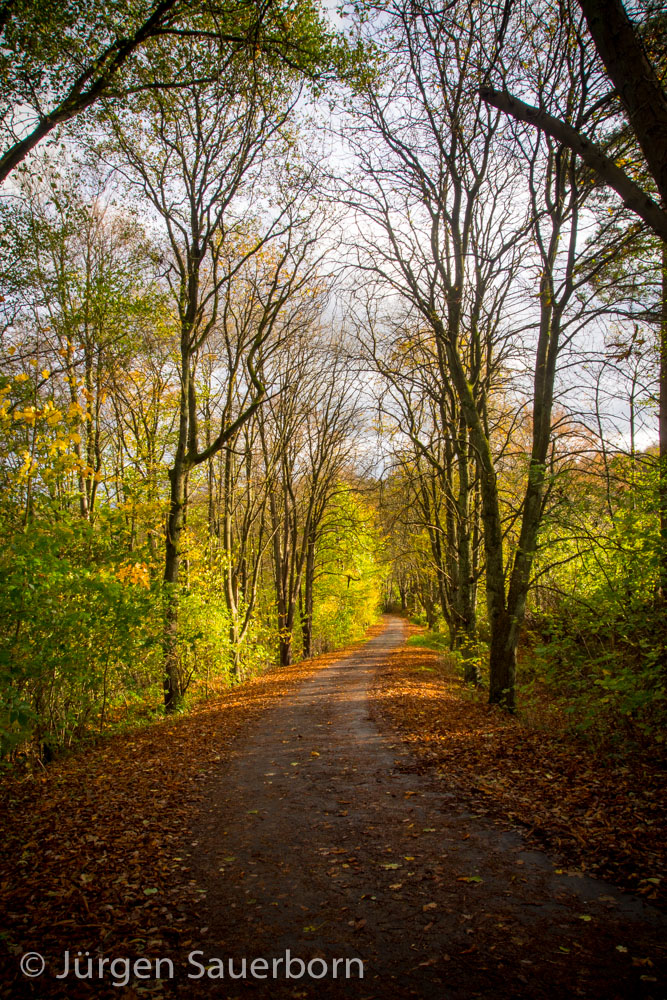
[
  {"left": 258, "top": 330, "right": 362, "bottom": 666},
  {"left": 480, "top": 0, "right": 667, "bottom": 595},
  {"left": 341, "top": 0, "right": 529, "bottom": 703},
  {"left": 0, "top": 0, "right": 338, "bottom": 184},
  {"left": 298, "top": 344, "right": 362, "bottom": 658},
  {"left": 105, "top": 53, "right": 327, "bottom": 707},
  {"left": 343, "top": 0, "right": 636, "bottom": 707},
  {"left": 210, "top": 256, "right": 333, "bottom": 675},
  {"left": 0, "top": 156, "right": 162, "bottom": 524},
  {"left": 365, "top": 316, "right": 484, "bottom": 679}
]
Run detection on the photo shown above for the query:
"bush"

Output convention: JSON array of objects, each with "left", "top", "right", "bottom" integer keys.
[{"left": 0, "top": 520, "right": 162, "bottom": 758}]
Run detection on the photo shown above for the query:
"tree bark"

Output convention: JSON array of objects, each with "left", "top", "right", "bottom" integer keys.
[
  {"left": 301, "top": 530, "right": 316, "bottom": 658},
  {"left": 163, "top": 453, "right": 189, "bottom": 710}
]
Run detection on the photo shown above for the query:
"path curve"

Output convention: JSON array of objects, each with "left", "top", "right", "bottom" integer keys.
[{"left": 187, "top": 618, "right": 666, "bottom": 999}]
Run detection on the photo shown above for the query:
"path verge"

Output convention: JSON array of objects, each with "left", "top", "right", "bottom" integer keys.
[{"left": 370, "top": 623, "right": 667, "bottom": 905}]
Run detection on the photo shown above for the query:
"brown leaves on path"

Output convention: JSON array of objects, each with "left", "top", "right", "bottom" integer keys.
[
  {"left": 0, "top": 625, "right": 385, "bottom": 998},
  {"left": 370, "top": 625, "right": 667, "bottom": 906}
]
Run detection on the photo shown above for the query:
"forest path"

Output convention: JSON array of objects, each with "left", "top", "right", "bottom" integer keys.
[{"left": 188, "top": 617, "right": 666, "bottom": 1000}]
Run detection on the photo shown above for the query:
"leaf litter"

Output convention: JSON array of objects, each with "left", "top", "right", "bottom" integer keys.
[
  {"left": 0, "top": 628, "right": 384, "bottom": 998},
  {"left": 371, "top": 625, "right": 667, "bottom": 905}
]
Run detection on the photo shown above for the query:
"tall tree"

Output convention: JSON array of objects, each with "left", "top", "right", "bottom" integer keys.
[
  {"left": 258, "top": 331, "right": 360, "bottom": 665},
  {"left": 365, "top": 315, "right": 484, "bottom": 679},
  {"left": 480, "top": 0, "right": 667, "bottom": 599},
  {"left": 106, "top": 51, "right": 326, "bottom": 707},
  {"left": 0, "top": 0, "right": 338, "bottom": 184},
  {"left": 343, "top": 0, "right": 633, "bottom": 707},
  {"left": 342, "top": 0, "right": 527, "bottom": 703}
]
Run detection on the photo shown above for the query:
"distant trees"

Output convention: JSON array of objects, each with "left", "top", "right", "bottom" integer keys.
[
  {"left": 343, "top": 0, "right": 665, "bottom": 708},
  {"left": 364, "top": 317, "right": 484, "bottom": 680},
  {"left": 259, "top": 335, "right": 362, "bottom": 665},
  {"left": 0, "top": 0, "right": 385, "bottom": 753},
  {"left": 0, "top": 64, "right": 379, "bottom": 752}
]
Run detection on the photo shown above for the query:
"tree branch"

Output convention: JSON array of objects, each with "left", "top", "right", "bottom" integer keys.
[
  {"left": 479, "top": 85, "right": 667, "bottom": 241},
  {"left": 576, "top": 0, "right": 667, "bottom": 208}
]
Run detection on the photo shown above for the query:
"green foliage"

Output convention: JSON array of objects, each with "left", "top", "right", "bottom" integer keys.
[
  {"left": 406, "top": 631, "right": 450, "bottom": 654},
  {"left": 310, "top": 489, "right": 382, "bottom": 653},
  {"left": 528, "top": 454, "right": 667, "bottom": 738},
  {"left": 407, "top": 630, "right": 488, "bottom": 686},
  {"left": 0, "top": 519, "right": 162, "bottom": 757},
  {"left": 171, "top": 586, "right": 232, "bottom": 700},
  {"left": 0, "top": 0, "right": 348, "bottom": 166}
]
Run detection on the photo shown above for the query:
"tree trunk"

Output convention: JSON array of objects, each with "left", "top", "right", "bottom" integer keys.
[
  {"left": 301, "top": 531, "right": 316, "bottom": 658},
  {"left": 229, "top": 620, "right": 243, "bottom": 681},
  {"left": 162, "top": 358, "right": 190, "bottom": 711},
  {"left": 657, "top": 241, "right": 667, "bottom": 599},
  {"left": 577, "top": 0, "right": 667, "bottom": 211},
  {"left": 221, "top": 445, "right": 243, "bottom": 679},
  {"left": 163, "top": 462, "right": 188, "bottom": 710},
  {"left": 422, "top": 587, "right": 437, "bottom": 631},
  {"left": 279, "top": 603, "right": 294, "bottom": 666},
  {"left": 453, "top": 422, "right": 478, "bottom": 683},
  {"left": 488, "top": 611, "right": 517, "bottom": 710},
  {"left": 461, "top": 642, "right": 480, "bottom": 684}
]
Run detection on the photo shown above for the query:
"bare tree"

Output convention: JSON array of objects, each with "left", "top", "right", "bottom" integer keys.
[
  {"left": 480, "top": 0, "right": 667, "bottom": 239},
  {"left": 480, "top": 0, "right": 667, "bottom": 594},
  {"left": 106, "top": 53, "right": 327, "bottom": 707},
  {"left": 342, "top": 0, "right": 630, "bottom": 707},
  {"left": 258, "top": 331, "right": 363, "bottom": 665},
  {"left": 363, "top": 313, "right": 484, "bottom": 679},
  {"left": 209, "top": 256, "right": 334, "bottom": 675}
]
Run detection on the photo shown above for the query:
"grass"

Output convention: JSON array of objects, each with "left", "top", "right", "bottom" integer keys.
[{"left": 406, "top": 630, "right": 451, "bottom": 653}]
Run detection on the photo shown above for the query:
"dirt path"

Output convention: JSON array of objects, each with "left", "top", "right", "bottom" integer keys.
[{"left": 185, "top": 618, "right": 666, "bottom": 1000}]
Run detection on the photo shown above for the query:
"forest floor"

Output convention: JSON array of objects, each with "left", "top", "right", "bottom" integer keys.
[
  {"left": 0, "top": 617, "right": 665, "bottom": 1000},
  {"left": 372, "top": 622, "right": 667, "bottom": 905}
]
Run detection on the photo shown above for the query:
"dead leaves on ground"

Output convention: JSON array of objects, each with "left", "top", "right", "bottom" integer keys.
[
  {"left": 371, "top": 627, "right": 666, "bottom": 906},
  {"left": 0, "top": 626, "right": 384, "bottom": 998}
]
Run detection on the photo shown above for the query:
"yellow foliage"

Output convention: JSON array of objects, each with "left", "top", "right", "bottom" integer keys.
[
  {"left": 117, "top": 562, "right": 151, "bottom": 589},
  {"left": 48, "top": 439, "right": 69, "bottom": 457},
  {"left": 18, "top": 451, "right": 34, "bottom": 480}
]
